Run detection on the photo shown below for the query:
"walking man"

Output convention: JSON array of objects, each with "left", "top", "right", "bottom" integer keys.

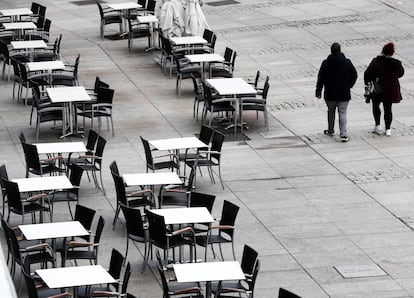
[{"left": 316, "top": 42, "right": 358, "bottom": 142}]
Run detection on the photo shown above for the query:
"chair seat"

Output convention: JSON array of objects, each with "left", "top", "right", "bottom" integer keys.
[
  {"left": 64, "top": 250, "right": 96, "bottom": 260},
  {"left": 50, "top": 192, "right": 77, "bottom": 203},
  {"left": 159, "top": 192, "right": 189, "bottom": 207},
  {"left": 195, "top": 234, "right": 232, "bottom": 246},
  {"left": 153, "top": 161, "right": 180, "bottom": 171},
  {"left": 104, "top": 14, "right": 123, "bottom": 24},
  {"left": 210, "top": 67, "right": 233, "bottom": 78},
  {"left": 11, "top": 202, "right": 49, "bottom": 215},
  {"left": 152, "top": 234, "right": 194, "bottom": 249},
  {"left": 127, "top": 196, "right": 154, "bottom": 208}
]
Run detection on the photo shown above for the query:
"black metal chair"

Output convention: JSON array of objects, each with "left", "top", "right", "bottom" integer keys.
[
  {"left": 158, "top": 167, "right": 196, "bottom": 208},
  {"left": 120, "top": 204, "right": 150, "bottom": 272},
  {"left": 189, "top": 191, "right": 216, "bottom": 235},
  {"left": 61, "top": 215, "right": 105, "bottom": 267},
  {"left": 212, "top": 245, "right": 260, "bottom": 298},
  {"left": 185, "top": 130, "right": 225, "bottom": 189},
  {"left": 241, "top": 81, "right": 270, "bottom": 131},
  {"left": 111, "top": 165, "right": 153, "bottom": 228},
  {"left": 140, "top": 136, "right": 179, "bottom": 173},
  {"left": 49, "top": 163, "right": 84, "bottom": 220},
  {"left": 195, "top": 200, "right": 239, "bottom": 261},
  {"left": 209, "top": 47, "right": 237, "bottom": 78},
  {"left": 21, "top": 141, "right": 64, "bottom": 177},
  {"left": 50, "top": 54, "right": 80, "bottom": 86},
  {"left": 146, "top": 210, "right": 196, "bottom": 266},
  {"left": 96, "top": 1, "right": 123, "bottom": 39},
  {"left": 72, "top": 135, "right": 107, "bottom": 194},
  {"left": 175, "top": 55, "right": 202, "bottom": 96},
  {"left": 3, "top": 178, "right": 51, "bottom": 224},
  {"left": 127, "top": 16, "right": 151, "bottom": 51}
]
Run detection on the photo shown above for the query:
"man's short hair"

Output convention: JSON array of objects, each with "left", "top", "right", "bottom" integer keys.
[{"left": 331, "top": 42, "right": 341, "bottom": 54}]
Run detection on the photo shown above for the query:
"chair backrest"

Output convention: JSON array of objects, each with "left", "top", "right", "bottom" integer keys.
[
  {"left": 86, "top": 129, "right": 99, "bottom": 152},
  {"left": 22, "top": 257, "right": 39, "bottom": 298},
  {"left": 203, "top": 29, "right": 213, "bottom": 42},
  {"left": 38, "top": 5, "right": 46, "bottom": 18},
  {"left": 74, "top": 204, "right": 96, "bottom": 232},
  {"left": 5, "top": 221, "right": 23, "bottom": 264},
  {"left": 189, "top": 191, "right": 216, "bottom": 212},
  {"left": 43, "top": 18, "right": 51, "bottom": 32},
  {"left": 120, "top": 204, "right": 146, "bottom": 239},
  {"left": 210, "top": 130, "right": 225, "bottom": 163},
  {"left": 96, "top": 86, "right": 114, "bottom": 105},
  {"left": 138, "top": 0, "right": 147, "bottom": 7},
  {"left": 146, "top": 210, "right": 167, "bottom": 246},
  {"left": 140, "top": 136, "right": 153, "bottom": 170},
  {"left": 0, "top": 41, "right": 10, "bottom": 59},
  {"left": 219, "top": 200, "right": 239, "bottom": 238},
  {"left": 202, "top": 80, "right": 214, "bottom": 107},
  {"left": 2, "top": 179, "right": 21, "bottom": 211},
  {"left": 94, "top": 76, "right": 110, "bottom": 93},
  {"left": 96, "top": 1, "right": 104, "bottom": 18},
  {"left": 73, "top": 54, "right": 80, "bottom": 82},
  {"left": 94, "top": 135, "right": 107, "bottom": 167},
  {"left": 241, "top": 244, "right": 258, "bottom": 275},
  {"left": 18, "top": 60, "right": 29, "bottom": 81},
  {"left": 108, "top": 248, "right": 124, "bottom": 281},
  {"left": 68, "top": 164, "right": 84, "bottom": 190},
  {"left": 191, "top": 74, "right": 202, "bottom": 96},
  {"left": 279, "top": 287, "right": 302, "bottom": 298},
  {"left": 0, "top": 164, "right": 9, "bottom": 195},
  {"left": 199, "top": 124, "right": 214, "bottom": 146},
  {"left": 1, "top": 218, "right": 12, "bottom": 262},
  {"left": 112, "top": 171, "right": 128, "bottom": 206},
  {"left": 109, "top": 160, "right": 120, "bottom": 176},
  {"left": 93, "top": 216, "right": 105, "bottom": 245},
  {"left": 262, "top": 81, "right": 269, "bottom": 100},
  {"left": 11, "top": 58, "right": 21, "bottom": 79},
  {"left": 185, "top": 166, "right": 196, "bottom": 192},
  {"left": 120, "top": 262, "right": 132, "bottom": 295},
  {"left": 156, "top": 252, "right": 170, "bottom": 294},
  {"left": 252, "top": 70, "right": 260, "bottom": 88},
  {"left": 230, "top": 50, "right": 237, "bottom": 70},
  {"left": 19, "top": 132, "right": 26, "bottom": 144},
  {"left": 35, "top": 15, "right": 45, "bottom": 29},
  {"left": 223, "top": 47, "right": 233, "bottom": 63},
  {"left": 209, "top": 33, "right": 217, "bottom": 50},
  {"left": 55, "top": 33, "right": 63, "bottom": 58},
  {"left": 31, "top": 2, "right": 41, "bottom": 15},
  {"left": 21, "top": 142, "right": 42, "bottom": 176},
  {"left": 248, "top": 259, "right": 260, "bottom": 294},
  {"left": 146, "top": 0, "right": 156, "bottom": 13}
]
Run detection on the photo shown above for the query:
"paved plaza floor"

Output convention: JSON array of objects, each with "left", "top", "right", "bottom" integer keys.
[{"left": 1, "top": 0, "right": 414, "bottom": 297}]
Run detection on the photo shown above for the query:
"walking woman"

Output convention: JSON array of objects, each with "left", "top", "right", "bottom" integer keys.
[{"left": 364, "top": 42, "right": 404, "bottom": 136}]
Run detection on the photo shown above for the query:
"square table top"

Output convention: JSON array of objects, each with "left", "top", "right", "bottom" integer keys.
[
  {"left": 185, "top": 53, "right": 224, "bottom": 64},
  {"left": 10, "top": 40, "right": 47, "bottom": 50},
  {"left": 174, "top": 261, "right": 245, "bottom": 283},
  {"left": 36, "top": 265, "right": 115, "bottom": 288},
  {"left": 107, "top": 2, "right": 142, "bottom": 10},
  {"left": 46, "top": 86, "right": 92, "bottom": 103},
  {"left": 151, "top": 207, "right": 214, "bottom": 225},
  {"left": 170, "top": 36, "right": 207, "bottom": 46},
  {"left": 123, "top": 172, "right": 182, "bottom": 187},
  {"left": 206, "top": 78, "right": 257, "bottom": 96},
  {"left": 4, "top": 22, "right": 37, "bottom": 30},
  {"left": 149, "top": 137, "right": 207, "bottom": 151},
  {"left": 27, "top": 60, "right": 65, "bottom": 72},
  {"left": 0, "top": 8, "right": 33, "bottom": 17},
  {"left": 19, "top": 221, "right": 88, "bottom": 240},
  {"left": 34, "top": 141, "right": 87, "bottom": 154},
  {"left": 137, "top": 15, "right": 158, "bottom": 23},
  {"left": 12, "top": 176, "right": 73, "bottom": 193}
]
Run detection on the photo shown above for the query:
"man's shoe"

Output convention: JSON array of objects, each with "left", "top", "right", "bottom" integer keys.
[
  {"left": 324, "top": 129, "right": 334, "bottom": 136},
  {"left": 341, "top": 135, "right": 349, "bottom": 142},
  {"left": 385, "top": 129, "right": 391, "bottom": 136},
  {"left": 372, "top": 125, "right": 382, "bottom": 134}
]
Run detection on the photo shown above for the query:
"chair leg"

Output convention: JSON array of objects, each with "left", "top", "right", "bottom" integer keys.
[{"left": 124, "top": 238, "right": 130, "bottom": 265}]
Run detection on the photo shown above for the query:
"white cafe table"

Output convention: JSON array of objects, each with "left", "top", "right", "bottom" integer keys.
[
  {"left": 13, "top": 176, "right": 73, "bottom": 193},
  {"left": 185, "top": 53, "right": 224, "bottom": 80},
  {"left": 107, "top": 2, "right": 142, "bottom": 34},
  {"left": 27, "top": 60, "right": 65, "bottom": 73},
  {"left": 151, "top": 207, "right": 214, "bottom": 225},
  {"left": 36, "top": 265, "right": 116, "bottom": 298},
  {"left": 123, "top": 172, "right": 182, "bottom": 187},
  {"left": 207, "top": 78, "right": 257, "bottom": 133},
  {"left": 10, "top": 40, "right": 47, "bottom": 61},
  {"left": 5, "top": 22, "right": 37, "bottom": 41},
  {"left": 174, "top": 261, "right": 245, "bottom": 297},
  {"left": 46, "top": 86, "right": 92, "bottom": 138},
  {"left": 170, "top": 36, "right": 207, "bottom": 47},
  {"left": 19, "top": 221, "right": 88, "bottom": 241},
  {"left": 149, "top": 137, "right": 207, "bottom": 151},
  {"left": 34, "top": 141, "right": 87, "bottom": 155},
  {"left": 0, "top": 8, "right": 33, "bottom": 22}
]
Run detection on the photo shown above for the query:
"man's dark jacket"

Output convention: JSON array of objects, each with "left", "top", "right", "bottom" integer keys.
[{"left": 315, "top": 52, "right": 358, "bottom": 101}]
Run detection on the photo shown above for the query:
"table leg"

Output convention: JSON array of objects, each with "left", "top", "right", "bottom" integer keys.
[{"left": 206, "top": 280, "right": 212, "bottom": 297}]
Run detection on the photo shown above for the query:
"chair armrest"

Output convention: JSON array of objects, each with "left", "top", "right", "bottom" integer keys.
[
  {"left": 91, "top": 291, "right": 119, "bottom": 297},
  {"left": 67, "top": 241, "right": 93, "bottom": 247},
  {"left": 171, "top": 226, "right": 194, "bottom": 236},
  {"left": 128, "top": 189, "right": 152, "bottom": 196},
  {"left": 209, "top": 225, "right": 234, "bottom": 230},
  {"left": 24, "top": 193, "right": 48, "bottom": 202},
  {"left": 174, "top": 287, "right": 202, "bottom": 295},
  {"left": 24, "top": 242, "right": 50, "bottom": 252}
]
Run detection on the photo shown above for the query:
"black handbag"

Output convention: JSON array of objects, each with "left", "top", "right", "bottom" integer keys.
[{"left": 364, "top": 79, "right": 382, "bottom": 102}]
